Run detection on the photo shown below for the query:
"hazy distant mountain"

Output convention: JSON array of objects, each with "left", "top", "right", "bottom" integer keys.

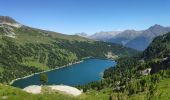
[
  {"left": 90, "top": 31, "right": 121, "bottom": 41},
  {"left": 108, "top": 30, "right": 142, "bottom": 45},
  {"left": 87, "top": 24, "right": 170, "bottom": 51},
  {"left": 75, "top": 32, "right": 89, "bottom": 38},
  {"left": 126, "top": 25, "right": 170, "bottom": 50},
  {"left": 88, "top": 30, "right": 142, "bottom": 46}
]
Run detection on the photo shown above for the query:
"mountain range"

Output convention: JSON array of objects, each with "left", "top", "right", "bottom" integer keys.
[
  {"left": 77, "top": 24, "right": 170, "bottom": 51},
  {"left": 1, "top": 16, "right": 170, "bottom": 100},
  {"left": 1, "top": 22, "right": 170, "bottom": 100}
]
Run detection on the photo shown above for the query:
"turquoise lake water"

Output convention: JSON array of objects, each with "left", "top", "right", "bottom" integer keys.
[{"left": 12, "top": 58, "right": 116, "bottom": 88}]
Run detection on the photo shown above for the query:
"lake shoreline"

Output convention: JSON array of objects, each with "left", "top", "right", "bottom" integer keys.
[{"left": 10, "top": 56, "right": 92, "bottom": 85}]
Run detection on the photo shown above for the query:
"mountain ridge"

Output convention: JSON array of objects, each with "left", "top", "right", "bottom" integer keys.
[
  {"left": 77, "top": 24, "right": 170, "bottom": 51},
  {"left": 0, "top": 16, "right": 22, "bottom": 28}
]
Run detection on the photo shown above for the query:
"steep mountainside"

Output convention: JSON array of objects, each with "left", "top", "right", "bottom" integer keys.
[
  {"left": 86, "top": 24, "right": 170, "bottom": 51},
  {"left": 79, "top": 31, "right": 170, "bottom": 99},
  {"left": 0, "top": 16, "right": 138, "bottom": 83},
  {"left": 126, "top": 25, "right": 170, "bottom": 51},
  {"left": 143, "top": 32, "right": 170, "bottom": 60},
  {"left": 108, "top": 30, "right": 142, "bottom": 45}
]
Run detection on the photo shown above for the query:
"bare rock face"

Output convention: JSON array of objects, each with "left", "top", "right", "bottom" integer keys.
[
  {"left": 0, "top": 25, "right": 16, "bottom": 38},
  {"left": 0, "top": 16, "right": 22, "bottom": 28},
  {"left": 0, "top": 16, "right": 17, "bottom": 23},
  {"left": 0, "top": 16, "right": 24, "bottom": 38}
]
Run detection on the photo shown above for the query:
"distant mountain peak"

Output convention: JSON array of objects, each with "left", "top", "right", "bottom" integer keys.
[
  {"left": 90, "top": 31, "right": 121, "bottom": 41},
  {"left": 75, "top": 32, "right": 89, "bottom": 37},
  {"left": 89, "top": 24, "right": 170, "bottom": 51},
  {"left": 0, "top": 16, "right": 22, "bottom": 28},
  {"left": 153, "top": 24, "right": 162, "bottom": 27},
  {"left": 123, "top": 29, "right": 137, "bottom": 32},
  {"left": 149, "top": 24, "right": 163, "bottom": 30}
]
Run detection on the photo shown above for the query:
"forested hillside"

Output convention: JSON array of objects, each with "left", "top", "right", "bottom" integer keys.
[
  {"left": 143, "top": 32, "right": 170, "bottom": 60},
  {"left": 0, "top": 17, "right": 138, "bottom": 84},
  {"left": 78, "top": 32, "right": 170, "bottom": 99}
]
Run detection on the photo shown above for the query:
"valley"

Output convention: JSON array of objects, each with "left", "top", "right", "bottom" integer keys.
[
  {"left": 0, "top": 16, "right": 137, "bottom": 84},
  {"left": 0, "top": 1, "right": 170, "bottom": 99}
]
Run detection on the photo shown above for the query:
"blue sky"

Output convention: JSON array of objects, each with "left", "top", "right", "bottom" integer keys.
[{"left": 0, "top": 0, "right": 170, "bottom": 35}]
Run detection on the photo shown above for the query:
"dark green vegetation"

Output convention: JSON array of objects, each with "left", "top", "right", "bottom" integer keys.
[
  {"left": 0, "top": 21, "right": 138, "bottom": 84},
  {"left": 1, "top": 78, "right": 170, "bottom": 100},
  {"left": 39, "top": 73, "right": 48, "bottom": 84},
  {"left": 78, "top": 32, "right": 170, "bottom": 99},
  {"left": 143, "top": 32, "right": 170, "bottom": 60}
]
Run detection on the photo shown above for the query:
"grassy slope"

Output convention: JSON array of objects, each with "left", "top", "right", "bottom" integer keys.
[
  {"left": 14, "top": 26, "right": 92, "bottom": 44},
  {"left": 0, "top": 84, "right": 110, "bottom": 100},
  {"left": 152, "top": 78, "right": 170, "bottom": 100},
  {"left": 127, "top": 78, "right": 170, "bottom": 100},
  {"left": 0, "top": 25, "right": 92, "bottom": 45},
  {"left": 1, "top": 78, "right": 170, "bottom": 100}
]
